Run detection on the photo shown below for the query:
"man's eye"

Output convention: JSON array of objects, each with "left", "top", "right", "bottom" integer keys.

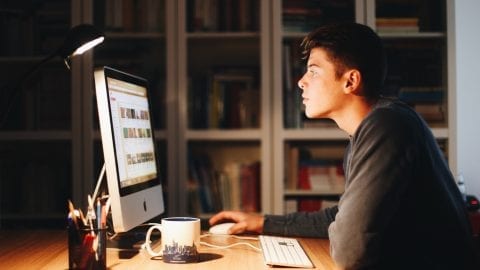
[{"left": 309, "top": 70, "right": 318, "bottom": 76}]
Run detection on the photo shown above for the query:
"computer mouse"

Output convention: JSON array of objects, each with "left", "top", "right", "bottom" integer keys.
[{"left": 209, "top": 222, "right": 235, "bottom": 235}]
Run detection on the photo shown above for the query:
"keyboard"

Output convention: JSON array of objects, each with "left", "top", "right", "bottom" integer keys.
[{"left": 259, "top": 235, "right": 314, "bottom": 268}]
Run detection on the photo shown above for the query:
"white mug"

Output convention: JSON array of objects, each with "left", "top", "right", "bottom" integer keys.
[{"left": 145, "top": 217, "right": 201, "bottom": 263}]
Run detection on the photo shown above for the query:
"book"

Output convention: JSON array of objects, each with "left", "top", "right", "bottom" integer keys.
[
  {"left": 296, "top": 160, "right": 344, "bottom": 212},
  {"left": 189, "top": 68, "right": 259, "bottom": 129},
  {"left": 286, "top": 146, "right": 299, "bottom": 190},
  {"left": 414, "top": 103, "right": 445, "bottom": 122},
  {"left": 398, "top": 87, "right": 444, "bottom": 103},
  {"left": 241, "top": 161, "right": 261, "bottom": 212},
  {"left": 188, "top": 153, "right": 261, "bottom": 215},
  {"left": 223, "top": 161, "right": 242, "bottom": 210},
  {"left": 189, "top": 0, "right": 258, "bottom": 32}
]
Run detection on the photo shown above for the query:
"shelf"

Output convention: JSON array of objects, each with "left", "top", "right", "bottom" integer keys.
[
  {"left": 281, "top": 129, "right": 349, "bottom": 140},
  {"left": 278, "top": 127, "right": 448, "bottom": 140},
  {"left": 284, "top": 187, "right": 344, "bottom": 198},
  {"left": 185, "top": 129, "right": 262, "bottom": 141},
  {"left": 187, "top": 32, "right": 260, "bottom": 39},
  {"left": 378, "top": 32, "right": 446, "bottom": 39},
  {"left": 0, "top": 131, "right": 72, "bottom": 141},
  {"left": 105, "top": 32, "right": 165, "bottom": 39},
  {"left": 282, "top": 31, "right": 310, "bottom": 38}
]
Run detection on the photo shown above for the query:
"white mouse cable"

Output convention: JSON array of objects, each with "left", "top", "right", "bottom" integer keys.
[{"left": 200, "top": 233, "right": 262, "bottom": 252}]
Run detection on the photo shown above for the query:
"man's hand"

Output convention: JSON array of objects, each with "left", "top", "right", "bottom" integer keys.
[{"left": 209, "top": 211, "right": 265, "bottom": 234}]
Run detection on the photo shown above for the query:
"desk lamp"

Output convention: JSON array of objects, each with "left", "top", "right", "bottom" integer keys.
[{"left": 0, "top": 23, "right": 105, "bottom": 127}]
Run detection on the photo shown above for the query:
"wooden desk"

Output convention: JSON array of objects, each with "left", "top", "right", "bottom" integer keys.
[{"left": 0, "top": 230, "right": 339, "bottom": 269}]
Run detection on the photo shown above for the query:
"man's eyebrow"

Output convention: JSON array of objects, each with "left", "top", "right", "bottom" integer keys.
[{"left": 307, "top": 63, "right": 318, "bottom": 68}]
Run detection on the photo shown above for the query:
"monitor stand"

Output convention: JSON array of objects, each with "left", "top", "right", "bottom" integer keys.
[
  {"left": 92, "top": 164, "right": 162, "bottom": 258},
  {"left": 106, "top": 225, "right": 161, "bottom": 258}
]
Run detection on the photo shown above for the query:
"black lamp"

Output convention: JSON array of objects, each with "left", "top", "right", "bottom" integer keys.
[{"left": 0, "top": 23, "right": 105, "bottom": 127}]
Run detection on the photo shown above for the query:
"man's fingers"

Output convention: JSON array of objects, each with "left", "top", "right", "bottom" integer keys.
[
  {"left": 209, "top": 211, "right": 238, "bottom": 225},
  {"left": 229, "top": 222, "right": 247, "bottom": 234}
]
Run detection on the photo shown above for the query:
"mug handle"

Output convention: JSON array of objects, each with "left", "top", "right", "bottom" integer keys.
[{"left": 145, "top": 225, "right": 162, "bottom": 257}]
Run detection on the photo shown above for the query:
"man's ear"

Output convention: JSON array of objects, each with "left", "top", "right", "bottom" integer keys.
[{"left": 343, "top": 69, "right": 361, "bottom": 95}]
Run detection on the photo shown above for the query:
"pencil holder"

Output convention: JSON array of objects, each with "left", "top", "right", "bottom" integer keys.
[{"left": 68, "top": 226, "right": 107, "bottom": 270}]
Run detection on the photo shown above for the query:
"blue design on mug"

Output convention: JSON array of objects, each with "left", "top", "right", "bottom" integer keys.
[{"left": 163, "top": 240, "right": 199, "bottom": 263}]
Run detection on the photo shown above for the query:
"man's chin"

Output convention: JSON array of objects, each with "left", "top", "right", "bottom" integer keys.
[{"left": 305, "top": 112, "right": 327, "bottom": 119}]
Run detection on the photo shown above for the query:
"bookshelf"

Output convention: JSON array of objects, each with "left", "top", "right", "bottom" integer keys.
[
  {"left": 0, "top": 0, "right": 460, "bottom": 227},
  {"left": 0, "top": 0, "right": 72, "bottom": 227},
  {"left": 272, "top": 0, "right": 450, "bottom": 214},
  {"left": 176, "top": 0, "right": 272, "bottom": 216}
]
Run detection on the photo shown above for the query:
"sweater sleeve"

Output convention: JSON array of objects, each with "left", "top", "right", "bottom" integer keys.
[
  {"left": 328, "top": 108, "right": 418, "bottom": 269},
  {"left": 263, "top": 205, "right": 338, "bottom": 238}
]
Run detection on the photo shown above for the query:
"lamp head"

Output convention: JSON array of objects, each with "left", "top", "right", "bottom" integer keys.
[{"left": 57, "top": 24, "right": 104, "bottom": 61}]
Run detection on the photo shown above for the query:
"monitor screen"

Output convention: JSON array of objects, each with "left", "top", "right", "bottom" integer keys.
[{"left": 94, "top": 66, "right": 164, "bottom": 233}]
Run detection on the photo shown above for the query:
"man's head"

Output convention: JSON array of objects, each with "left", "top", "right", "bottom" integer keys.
[{"left": 300, "top": 22, "right": 387, "bottom": 100}]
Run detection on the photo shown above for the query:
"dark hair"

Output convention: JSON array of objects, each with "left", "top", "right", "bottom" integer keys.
[{"left": 301, "top": 22, "right": 387, "bottom": 99}]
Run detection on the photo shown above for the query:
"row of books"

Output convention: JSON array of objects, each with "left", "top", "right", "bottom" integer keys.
[
  {"left": 376, "top": 17, "right": 419, "bottom": 33},
  {"left": 0, "top": 2, "right": 70, "bottom": 56},
  {"left": 188, "top": 68, "right": 260, "bottom": 129},
  {"left": 187, "top": 0, "right": 259, "bottom": 32},
  {"left": 100, "top": 0, "right": 165, "bottom": 32},
  {"left": 398, "top": 86, "right": 444, "bottom": 103},
  {"left": 285, "top": 198, "right": 338, "bottom": 214},
  {"left": 188, "top": 153, "right": 260, "bottom": 215},
  {"left": 285, "top": 145, "right": 345, "bottom": 212},
  {"left": 282, "top": 0, "right": 354, "bottom": 32},
  {"left": 376, "top": 0, "right": 445, "bottom": 32},
  {"left": 398, "top": 87, "right": 445, "bottom": 123},
  {"left": 286, "top": 145, "right": 345, "bottom": 190}
]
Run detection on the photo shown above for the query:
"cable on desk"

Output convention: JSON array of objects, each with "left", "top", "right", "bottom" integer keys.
[
  {"left": 200, "top": 233, "right": 261, "bottom": 252},
  {"left": 200, "top": 241, "right": 261, "bottom": 252}
]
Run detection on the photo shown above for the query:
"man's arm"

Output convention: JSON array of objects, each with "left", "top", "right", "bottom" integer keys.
[
  {"left": 209, "top": 206, "right": 338, "bottom": 237},
  {"left": 263, "top": 206, "right": 338, "bottom": 237}
]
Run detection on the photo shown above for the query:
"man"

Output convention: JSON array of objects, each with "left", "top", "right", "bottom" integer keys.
[{"left": 209, "top": 22, "right": 479, "bottom": 269}]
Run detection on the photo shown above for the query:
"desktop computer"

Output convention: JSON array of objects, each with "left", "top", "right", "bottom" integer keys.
[{"left": 94, "top": 66, "right": 165, "bottom": 250}]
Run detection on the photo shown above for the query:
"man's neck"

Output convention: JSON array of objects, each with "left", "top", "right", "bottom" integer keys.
[{"left": 333, "top": 97, "right": 376, "bottom": 136}]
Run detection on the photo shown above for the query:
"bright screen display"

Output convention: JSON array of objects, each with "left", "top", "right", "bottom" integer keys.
[{"left": 106, "top": 77, "right": 158, "bottom": 189}]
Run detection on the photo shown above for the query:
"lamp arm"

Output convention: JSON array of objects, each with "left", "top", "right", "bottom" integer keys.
[{"left": 0, "top": 52, "right": 58, "bottom": 128}]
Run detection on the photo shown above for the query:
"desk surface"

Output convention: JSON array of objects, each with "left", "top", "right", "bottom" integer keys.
[{"left": 0, "top": 230, "right": 339, "bottom": 270}]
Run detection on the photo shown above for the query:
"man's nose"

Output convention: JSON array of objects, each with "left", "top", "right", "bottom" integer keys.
[{"left": 298, "top": 76, "right": 305, "bottom": 90}]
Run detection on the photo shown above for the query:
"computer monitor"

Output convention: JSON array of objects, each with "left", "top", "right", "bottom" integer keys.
[{"left": 94, "top": 66, "right": 165, "bottom": 233}]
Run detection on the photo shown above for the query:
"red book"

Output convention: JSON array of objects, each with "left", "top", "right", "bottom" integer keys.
[{"left": 241, "top": 161, "right": 261, "bottom": 212}]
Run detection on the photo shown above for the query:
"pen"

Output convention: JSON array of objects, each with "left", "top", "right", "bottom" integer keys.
[
  {"left": 68, "top": 200, "right": 79, "bottom": 230},
  {"left": 96, "top": 198, "right": 101, "bottom": 230},
  {"left": 87, "top": 194, "right": 96, "bottom": 227}
]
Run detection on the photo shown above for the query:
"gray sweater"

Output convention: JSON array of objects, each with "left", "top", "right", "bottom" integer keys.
[{"left": 264, "top": 98, "right": 479, "bottom": 269}]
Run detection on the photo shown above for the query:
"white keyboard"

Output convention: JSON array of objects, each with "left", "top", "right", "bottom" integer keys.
[{"left": 259, "top": 235, "right": 314, "bottom": 268}]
